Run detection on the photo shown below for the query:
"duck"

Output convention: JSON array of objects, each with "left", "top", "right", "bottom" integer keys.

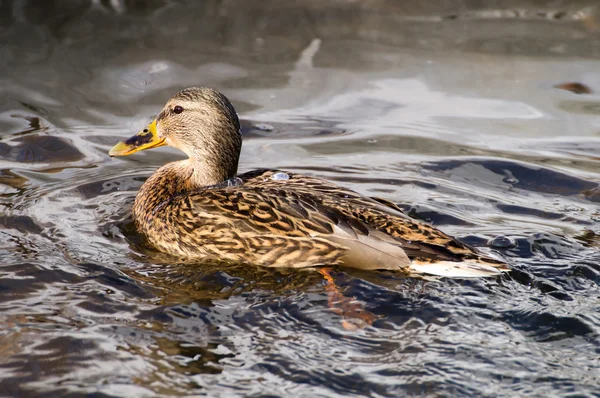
[{"left": 109, "top": 87, "right": 509, "bottom": 278}]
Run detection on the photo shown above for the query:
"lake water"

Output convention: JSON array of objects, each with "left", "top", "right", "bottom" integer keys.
[{"left": 1, "top": 1, "right": 599, "bottom": 396}]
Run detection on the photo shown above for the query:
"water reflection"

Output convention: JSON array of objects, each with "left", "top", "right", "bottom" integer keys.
[{"left": 0, "top": 0, "right": 600, "bottom": 396}]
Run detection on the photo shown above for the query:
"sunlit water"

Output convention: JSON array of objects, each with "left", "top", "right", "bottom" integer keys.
[{"left": 1, "top": 1, "right": 600, "bottom": 396}]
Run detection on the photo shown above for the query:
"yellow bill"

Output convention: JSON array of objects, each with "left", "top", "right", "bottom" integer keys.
[{"left": 109, "top": 119, "right": 166, "bottom": 157}]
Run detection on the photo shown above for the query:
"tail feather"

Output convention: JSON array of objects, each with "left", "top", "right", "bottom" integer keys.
[{"left": 410, "top": 259, "right": 508, "bottom": 278}]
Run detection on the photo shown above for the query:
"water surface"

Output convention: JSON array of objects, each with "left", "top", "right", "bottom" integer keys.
[{"left": 1, "top": 1, "right": 600, "bottom": 396}]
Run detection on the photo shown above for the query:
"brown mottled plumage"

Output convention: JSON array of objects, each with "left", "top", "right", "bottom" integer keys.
[{"left": 109, "top": 87, "right": 509, "bottom": 277}]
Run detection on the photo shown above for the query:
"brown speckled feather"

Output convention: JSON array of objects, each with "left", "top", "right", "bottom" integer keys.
[{"left": 133, "top": 167, "right": 508, "bottom": 274}]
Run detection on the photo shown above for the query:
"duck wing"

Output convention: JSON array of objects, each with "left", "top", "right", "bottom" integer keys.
[{"left": 162, "top": 169, "right": 507, "bottom": 276}]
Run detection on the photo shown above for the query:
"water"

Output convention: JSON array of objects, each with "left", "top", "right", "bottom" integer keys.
[{"left": 1, "top": 1, "right": 600, "bottom": 396}]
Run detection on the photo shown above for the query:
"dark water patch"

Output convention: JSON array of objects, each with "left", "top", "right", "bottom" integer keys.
[
  {"left": 6, "top": 335, "right": 97, "bottom": 374},
  {"left": 529, "top": 233, "right": 585, "bottom": 259},
  {"left": 355, "top": 283, "right": 451, "bottom": 328},
  {"left": 0, "top": 332, "right": 123, "bottom": 398},
  {"left": 0, "top": 215, "right": 44, "bottom": 234},
  {"left": 424, "top": 158, "right": 598, "bottom": 195},
  {"left": 503, "top": 309, "right": 594, "bottom": 342},
  {"left": 570, "top": 261, "right": 600, "bottom": 283},
  {"left": 0, "top": 262, "right": 84, "bottom": 303},
  {"left": 503, "top": 251, "right": 593, "bottom": 298},
  {"left": 496, "top": 204, "right": 564, "bottom": 220},
  {"left": 255, "top": 360, "right": 386, "bottom": 397},
  {"left": 0, "top": 135, "right": 84, "bottom": 163},
  {"left": 505, "top": 245, "right": 600, "bottom": 294}
]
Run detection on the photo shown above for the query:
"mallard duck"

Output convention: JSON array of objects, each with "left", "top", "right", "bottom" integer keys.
[{"left": 109, "top": 87, "right": 509, "bottom": 277}]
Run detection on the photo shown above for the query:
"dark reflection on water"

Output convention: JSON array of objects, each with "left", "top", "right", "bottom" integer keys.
[{"left": 1, "top": 0, "right": 600, "bottom": 396}]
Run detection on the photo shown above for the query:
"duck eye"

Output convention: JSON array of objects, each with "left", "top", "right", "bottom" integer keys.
[{"left": 173, "top": 106, "right": 184, "bottom": 114}]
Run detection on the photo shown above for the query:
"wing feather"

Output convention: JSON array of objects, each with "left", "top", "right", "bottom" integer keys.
[{"left": 146, "top": 169, "right": 508, "bottom": 275}]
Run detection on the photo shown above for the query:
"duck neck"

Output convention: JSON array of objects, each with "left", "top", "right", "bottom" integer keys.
[
  {"left": 187, "top": 154, "right": 238, "bottom": 188},
  {"left": 133, "top": 156, "right": 237, "bottom": 225}
]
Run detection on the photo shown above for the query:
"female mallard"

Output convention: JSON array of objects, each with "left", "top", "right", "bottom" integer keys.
[{"left": 110, "top": 87, "right": 508, "bottom": 277}]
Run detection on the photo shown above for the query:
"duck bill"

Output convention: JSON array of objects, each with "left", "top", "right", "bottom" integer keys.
[{"left": 109, "top": 119, "right": 166, "bottom": 157}]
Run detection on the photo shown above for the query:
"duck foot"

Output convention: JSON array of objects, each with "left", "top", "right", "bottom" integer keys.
[{"left": 318, "top": 268, "right": 379, "bottom": 330}]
